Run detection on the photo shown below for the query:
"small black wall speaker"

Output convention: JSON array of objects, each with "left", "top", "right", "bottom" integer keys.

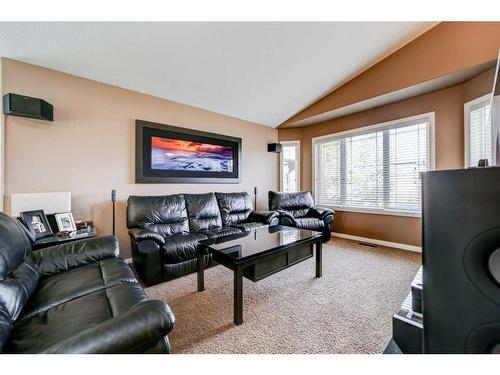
[
  {"left": 267, "top": 143, "right": 282, "bottom": 153},
  {"left": 3, "top": 93, "right": 53, "bottom": 121},
  {"left": 423, "top": 167, "right": 500, "bottom": 353}
]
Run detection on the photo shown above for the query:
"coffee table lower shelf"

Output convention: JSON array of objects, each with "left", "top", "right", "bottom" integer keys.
[{"left": 197, "top": 235, "right": 322, "bottom": 325}]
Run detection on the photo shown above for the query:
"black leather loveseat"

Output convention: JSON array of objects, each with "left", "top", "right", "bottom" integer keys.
[
  {"left": 127, "top": 192, "right": 279, "bottom": 286},
  {"left": 268, "top": 191, "right": 335, "bottom": 242},
  {"left": 0, "top": 211, "right": 175, "bottom": 354}
]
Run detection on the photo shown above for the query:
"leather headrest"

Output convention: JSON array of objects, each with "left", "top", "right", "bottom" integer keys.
[
  {"left": 268, "top": 191, "right": 314, "bottom": 211},
  {"left": 126, "top": 194, "right": 188, "bottom": 229}
]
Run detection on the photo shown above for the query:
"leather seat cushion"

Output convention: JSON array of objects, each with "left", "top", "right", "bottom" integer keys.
[
  {"left": 8, "top": 282, "right": 148, "bottom": 353},
  {"left": 161, "top": 233, "right": 208, "bottom": 264},
  {"left": 20, "top": 258, "right": 137, "bottom": 321},
  {"left": 294, "top": 217, "right": 325, "bottom": 231},
  {"left": 195, "top": 226, "right": 242, "bottom": 239},
  {"left": 232, "top": 222, "right": 267, "bottom": 232}
]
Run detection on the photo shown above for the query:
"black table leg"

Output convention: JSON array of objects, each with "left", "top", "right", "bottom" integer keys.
[
  {"left": 197, "top": 247, "right": 205, "bottom": 292},
  {"left": 234, "top": 267, "right": 243, "bottom": 325},
  {"left": 315, "top": 240, "right": 322, "bottom": 278}
]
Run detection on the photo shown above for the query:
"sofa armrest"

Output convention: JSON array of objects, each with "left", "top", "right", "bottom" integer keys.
[
  {"left": 276, "top": 210, "right": 297, "bottom": 226},
  {"left": 248, "top": 210, "right": 279, "bottom": 225},
  {"left": 128, "top": 228, "right": 165, "bottom": 246},
  {"left": 308, "top": 207, "right": 334, "bottom": 220},
  {"left": 33, "top": 235, "right": 119, "bottom": 276},
  {"left": 132, "top": 239, "right": 163, "bottom": 286},
  {"left": 41, "top": 300, "right": 176, "bottom": 354},
  {"left": 308, "top": 207, "right": 335, "bottom": 224}
]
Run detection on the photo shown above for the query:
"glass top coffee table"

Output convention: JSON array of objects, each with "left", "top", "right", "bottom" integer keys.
[{"left": 197, "top": 225, "right": 323, "bottom": 325}]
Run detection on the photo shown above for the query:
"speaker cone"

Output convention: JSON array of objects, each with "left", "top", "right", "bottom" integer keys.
[{"left": 488, "top": 248, "right": 500, "bottom": 285}]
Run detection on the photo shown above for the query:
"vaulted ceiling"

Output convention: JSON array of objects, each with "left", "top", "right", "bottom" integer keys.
[{"left": 0, "top": 22, "right": 437, "bottom": 127}]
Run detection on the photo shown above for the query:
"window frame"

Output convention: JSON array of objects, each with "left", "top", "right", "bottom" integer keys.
[
  {"left": 464, "top": 93, "right": 492, "bottom": 168},
  {"left": 280, "top": 140, "right": 301, "bottom": 193},
  {"left": 312, "top": 112, "right": 435, "bottom": 218}
]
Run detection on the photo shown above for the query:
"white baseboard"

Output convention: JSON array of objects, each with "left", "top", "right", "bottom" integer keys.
[
  {"left": 124, "top": 257, "right": 133, "bottom": 264},
  {"left": 332, "top": 232, "right": 421, "bottom": 253}
]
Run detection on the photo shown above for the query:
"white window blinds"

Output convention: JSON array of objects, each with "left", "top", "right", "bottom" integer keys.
[
  {"left": 314, "top": 114, "right": 432, "bottom": 214},
  {"left": 466, "top": 97, "right": 492, "bottom": 168}
]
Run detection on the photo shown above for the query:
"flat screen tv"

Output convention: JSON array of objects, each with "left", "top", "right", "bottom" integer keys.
[
  {"left": 489, "top": 50, "right": 500, "bottom": 166},
  {"left": 135, "top": 120, "right": 241, "bottom": 183}
]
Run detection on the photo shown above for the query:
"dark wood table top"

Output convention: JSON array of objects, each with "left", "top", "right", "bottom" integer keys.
[{"left": 33, "top": 227, "right": 98, "bottom": 250}]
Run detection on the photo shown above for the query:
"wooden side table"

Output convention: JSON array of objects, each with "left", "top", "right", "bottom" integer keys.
[{"left": 33, "top": 227, "right": 98, "bottom": 250}]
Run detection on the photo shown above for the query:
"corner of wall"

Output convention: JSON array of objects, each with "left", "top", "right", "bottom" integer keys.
[{"left": 0, "top": 57, "right": 5, "bottom": 212}]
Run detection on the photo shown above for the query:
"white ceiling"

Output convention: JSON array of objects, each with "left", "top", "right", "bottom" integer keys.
[{"left": 0, "top": 22, "right": 437, "bottom": 127}]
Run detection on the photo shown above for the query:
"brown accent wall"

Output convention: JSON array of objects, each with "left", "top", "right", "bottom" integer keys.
[
  {"left": 463, "top": 68, "right": 496, "bottom": 103},
  {"left": 2, "top": 59, "right": 278, "bottom": 258},
  {"left": 283, "top": 22, "right": 500, "bottom": 126},
  {"left": 279, "top": 67, "right": 495, "bottom": 247},
  {"left": 0, "top": 58, "right": 4, "bottom": 212}
]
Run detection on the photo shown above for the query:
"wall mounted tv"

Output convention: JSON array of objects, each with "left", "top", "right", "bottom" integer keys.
[{"left": 135, "top": 120, "right": 241, "bottom": 183}]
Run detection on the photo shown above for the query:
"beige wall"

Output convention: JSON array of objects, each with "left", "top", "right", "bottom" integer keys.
[
  {"left": 279, "top": 67, "right": 495, "bottom": 247},
  {"left": 2, "top": 59, "right": 279, "bottom": 258}
]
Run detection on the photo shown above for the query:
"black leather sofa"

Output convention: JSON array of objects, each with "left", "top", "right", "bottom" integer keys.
[
  {"left": 127, "top": 192, "right": 279, "bottom": 286},
  {"left": 0, "top": 211, "right": 175, "bottom": 354},
  {"left": 268, "top": 191, "right": 335, "bottom": 242}
]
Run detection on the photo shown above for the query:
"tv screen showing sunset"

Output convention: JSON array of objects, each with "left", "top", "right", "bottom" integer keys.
[{"left": 151, "top": 136, "right": 234, "bottom": 172}]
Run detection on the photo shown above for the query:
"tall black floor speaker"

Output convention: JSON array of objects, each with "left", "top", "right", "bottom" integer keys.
[{"left": 423, "top": 167, "right": 500, "bottom": 353}]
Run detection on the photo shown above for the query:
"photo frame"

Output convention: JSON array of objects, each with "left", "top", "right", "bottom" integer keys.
[
  {"left": 136, "top": 120, "right": 242, "bottom": 183},
  {"left": 54, "top": 212, "right": 77, "bottom": 232},
  {"left": 20, "top": 209, "right": 53, "bottom": 240},
  {"left": 16, "top": 219, "right": 36, "bottom": 243}
]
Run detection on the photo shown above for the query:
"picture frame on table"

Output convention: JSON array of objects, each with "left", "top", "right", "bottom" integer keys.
[
  {"left": 54, "top": 212, "right": 77, "bottom": 232},
  {"left": 20, "top": 209, "right": 53, "bottom": 240}
]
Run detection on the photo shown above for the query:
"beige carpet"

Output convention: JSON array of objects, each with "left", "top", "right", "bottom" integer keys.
[{"left": 146, "top": 237, "right": 421, "bottom": 354}]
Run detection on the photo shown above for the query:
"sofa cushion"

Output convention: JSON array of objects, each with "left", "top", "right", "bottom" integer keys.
[
  {"left": 232, "top": 222, "right": 267, "bottom": 232},
  {"left": 7, "top": 282, "right": 148, "bottom": 353},
  {"left": 185, "top": 193, "right": 223, "bottom": 232},
  {"left": 127, "top": 194, "right": 189, "bottom": 236},
  {"left": 20, "top": 258, "right": 136, "bottom": 321},
  {"left": 294, "top": 217, "right": 325, "bottom": 231},
  {"left": 161, "top": 233, "right": 208, "bottom": 264},
  {"left": 162, "top": 254, "right": 213, "bottom": 282},
  {"left": 215, "top": 192, "right": 254, "bottom": 226},
  {"left": 268, "top": 191, "right": 315, "bottom": 218},
  {"left": 196, "top": 226, "right": 242, "bottom": 239}
]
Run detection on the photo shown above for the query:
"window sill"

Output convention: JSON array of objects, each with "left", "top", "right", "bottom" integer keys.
[{"left": 318, "top": 206, "right": 421, "bottom": 218}]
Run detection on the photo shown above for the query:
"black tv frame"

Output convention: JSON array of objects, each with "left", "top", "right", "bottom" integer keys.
[{"left": 135, "top": 119, "right": 242, "bottom": 184}]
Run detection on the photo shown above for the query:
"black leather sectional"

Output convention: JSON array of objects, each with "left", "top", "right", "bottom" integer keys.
[
  {"left": 268, "top": 191, "right": 335, "bottom": 242},
  {"left": 0, "top": 211, "right": 175, "bottom": 354},
  {"left": 127, "top": 192, "right": 279, "bottom": 286}
]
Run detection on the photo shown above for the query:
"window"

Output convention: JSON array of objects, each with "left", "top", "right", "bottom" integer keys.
[
  {"left": 313, "top": 113, "right": 434, "bottom": 216},
  {"left": 465, "top": 94, "right": 492, "bottom": 168},
  {"left": 280, "top": 141, "right": 300, "bottom": 193}
]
